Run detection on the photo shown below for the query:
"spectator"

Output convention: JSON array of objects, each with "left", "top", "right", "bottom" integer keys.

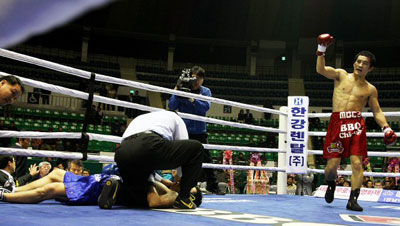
[
  {"left": 95, "top": 105, "right": 103, "bottom": 125},
  {"left": 337, "top": 176, "right": 345, "bottom": 186},
  {"left": 263, "top": 100, "right": 273, "bottom": 120},
  {"left": 55, "top": 159, "right": 67, "bottom": 170},
  {"left": 82, "top": 168, "right": 90, "bottom": 176},
  {"left": 244, "top": 109, "right": 254, "bottom": 124},
  {"left": 55, "top": 139, "right": 64, "bottom": 151},
  {"left": 99, "top": 84, "right": 108, "bottom": 110},
  {"left": 287, "top": 176, "right": 297, "bottom": 195},
  {"left": 63, "top": 140, "right": 75, "bottom": 152},
  {"left": 236, "top": 152, "right": 247, "bottom": 165},
  {"left": 9, "top": 121, "right": 19, "bottom": 132},
  {"left": 126, "top": 90, "right": 145, "bottom": 119},
  {"left": 31, "top": 161, "right": 52, "bottom": 180},
  {"left": 374, "top": 181, "right": 383, "bottom": 189},
  {"left": 0, "top": 155, "right": 38, "bottom": 191},
  {"left": 366, "top": 180, "right": 374, "bottom": 188},
  {"left": 295, "top": 172, "right": 314, "bottom": 196},
  {"left": 309, "top": 111, "right": 321, "bottom": 129},
  {"left": 107, "top": 85, "right": 117, "bottom": 111},
  {"left": 10, "top": 138, "right": 31, "bottom": 179},
  {"left": 68, "top": 160, "right": 83, "bottom": 175},
  {"left": 237, "top": 109, "right": 245, "bottom": 122},
  {"left": 0, "top": 75, "right": 25, "bottom": 106},
  {"left": 383, "top": 180, "right": 394, "bottom": 190},
  {"left": 343, "top": 181, "right": 351, "bottom": 187},
  {"left": 111, "top": 122, "right": 122, "bottom": 136}
]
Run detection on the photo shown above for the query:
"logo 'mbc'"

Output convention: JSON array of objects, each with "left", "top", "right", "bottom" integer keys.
[{"left": 294, "top": 98, "right": 303, "bottom": 106}]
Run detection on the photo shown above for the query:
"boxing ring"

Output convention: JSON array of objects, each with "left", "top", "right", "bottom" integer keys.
[{"left": 1, "top": 48, "right": 400, "bottom": 225}]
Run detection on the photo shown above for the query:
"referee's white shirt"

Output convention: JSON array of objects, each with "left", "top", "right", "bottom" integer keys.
[{"left": 122, "top": 111, "right": 189, "bottom": 141}]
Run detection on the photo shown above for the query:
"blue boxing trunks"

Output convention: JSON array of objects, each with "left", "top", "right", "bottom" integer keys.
[{"left": 63, "top": 172, "right": 120, "bottom": 205}]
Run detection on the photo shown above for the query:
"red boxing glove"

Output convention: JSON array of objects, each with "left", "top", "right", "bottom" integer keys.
[
  {"left": 383, "top": 126, "right": 397, "bottom": 146},
  {"left": 317, "top": 33, "right": 334, "bottom": 56}
]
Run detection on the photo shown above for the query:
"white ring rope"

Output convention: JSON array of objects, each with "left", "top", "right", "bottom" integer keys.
[
  {"left": 0, "top": 148, "right": 114, "bottom": 162},
  {"left": 0, "top": 130, "right": 286, "bottom": 153},
  {"left": 2, "top": 130, "right": 400, "bottom": 158},
  {"left": 1, "top": 147, "right": 399, "bottom": 177},
  {"left": 0, "top": 48, "right": 285, "bottom": 116},
  {"left": 308, "top": 112, "right": 400, "bottom": 118},
  {"left": 308, "top": 168, "right": 400, "bottom": 177},
  {"left": 308, "top": 131, "right": 399, "bottom": 138},
  {"left": 308, "top": 150, "right": 400, "bottom": 157},
  {"left": 0, "top": 72, "right": 284, "bottom": 134}
]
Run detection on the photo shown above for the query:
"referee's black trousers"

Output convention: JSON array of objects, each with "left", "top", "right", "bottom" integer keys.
[{"left": 115, "top": 133, "right": 204, "bottom": 198}]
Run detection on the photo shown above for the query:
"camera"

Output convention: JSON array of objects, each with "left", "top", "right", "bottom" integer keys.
[{"left": 176, "top": 68, "right": 198, "bottom": 93}]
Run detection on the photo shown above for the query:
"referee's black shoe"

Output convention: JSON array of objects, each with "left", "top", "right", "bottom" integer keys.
[
  {"left": 173, "top": 195, "right": 196, "bottom": 209},
  {"left": 98, "top": 178, "right": 121, "bottom": 209}
]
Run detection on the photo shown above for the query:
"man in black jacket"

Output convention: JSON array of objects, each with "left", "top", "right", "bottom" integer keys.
[
  {"left": 0, "top": 155, "right": 38, "bottom": 192},
  {"left": 10, "top": 138, "right": 31, "bottom": 179}
]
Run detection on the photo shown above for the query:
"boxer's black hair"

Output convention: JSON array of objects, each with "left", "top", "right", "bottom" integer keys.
[
  {"left": 1, "top": 75, "right": 25, "bottom": 93},
  {"left": 354, "top": 51, "right": 376, "bottom": 68}
]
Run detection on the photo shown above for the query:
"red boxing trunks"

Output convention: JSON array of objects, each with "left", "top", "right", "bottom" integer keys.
[{"left": 323, "top": 111, "right": 367, "bottom": 159}]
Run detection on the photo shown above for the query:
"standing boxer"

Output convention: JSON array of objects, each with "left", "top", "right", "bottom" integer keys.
[{"left": 316, "top": 34, "right": 397, "bottom": 211}]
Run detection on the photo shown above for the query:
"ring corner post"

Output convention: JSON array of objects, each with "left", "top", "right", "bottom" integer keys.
[{"left": 277, "top": 106, "right": 288, "bottom": 195}]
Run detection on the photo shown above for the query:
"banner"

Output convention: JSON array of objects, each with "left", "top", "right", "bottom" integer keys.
[
  {"left": 287, "top": 96, "right": 309, "bottom": 174},
  {"left": 315, "top": 186, "right": 383, "bottom": 202}
]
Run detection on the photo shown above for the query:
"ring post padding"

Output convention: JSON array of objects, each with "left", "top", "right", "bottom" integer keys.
[{"left": 277, "top": 106, "right": 288, "bottom": 194}]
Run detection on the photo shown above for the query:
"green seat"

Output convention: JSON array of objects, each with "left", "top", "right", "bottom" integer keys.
[
  {"left": 103, "top": 116, "right": 112, "bottom": 123},
  {"left": 25, "top": 108, "right": 34, "bottom": 116},
  {"left": 14, "top": 121, "right": 22, "bottom": 129},
  {"left": 53, "top": 111, "right": 60, "bottom": 119},
  {"left": 226, "top": 136, "right": 235, "bottom": 145},
  {"left": 78, "top": 113, "right": 85, "bottom": 121},
  {"left": 15, "top": 118, "right": 24, "bottom": 123},
  {"left": 42, "top": 123, "right": 50, "bottom": 131},
  {"left": 44, "top": 110, "right": 52, "bottom": 118},
  {"left": 93, "top": 141, "right": 103, "bottom": 152},
  {"left": 119, "top": 117, "right": 127, "bottom": 124},
  {"left": 260, "top": 118, "right": 267, "bottom": 126},
  {"left": 70, "top": 112, "right": 78, "bottom": 120},
  {"left": 88, "top": 125, "right": 95, "bottom": 133},
  {"left": 103, "top": 142, "right": 116, "bottom": 152},
  {"left": 61, "top": 125, "right": 69, "bottom": 131},
  {"left": 95, "top": 126, "right": 104, "bottom": 134},
  {"left": 33, "top": 109, "right": 42, "bottom": 117},
  {"left": 112, "top": 116, "right": 119, "bottom": 123},
  {"left": 70, "top": 125, "right": 78, "bottom": 132},
  {"left": 253, "top": 118, "right": 260, "bottom": 125},
  {"left": 61, "top": 112, "right": 70, "bottom": 120},
  {"left": 51, "top": 124, "right": 59, "bottom": 130},
  {"left": 22, "top": 122, "right": 32, "bottom": 130},
  {"left": 209, "top": 135, "right": 217, "bottom": 144},
  {"left": 104, "top": 126, "right": 111, "bottom": 135},
  {"left": 12, "top": 107, "right": 25, "bottom": 115}
]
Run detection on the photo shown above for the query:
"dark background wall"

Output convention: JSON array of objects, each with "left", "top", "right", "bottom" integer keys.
[{"left": 15, "top": 0, "right": 400, "bottom": 67}]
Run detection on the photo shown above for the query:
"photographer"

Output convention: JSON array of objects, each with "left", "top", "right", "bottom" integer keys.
[{"left": 168, "top": 66, "right": 224, "bottom": 195}]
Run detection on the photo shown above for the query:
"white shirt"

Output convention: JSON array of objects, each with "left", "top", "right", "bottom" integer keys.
[
  {"left": 122, "top": 111, "right": 187, "bottom": 178},
  {"left": 122, "top": 111, "right": 188, "bottom": 141}
]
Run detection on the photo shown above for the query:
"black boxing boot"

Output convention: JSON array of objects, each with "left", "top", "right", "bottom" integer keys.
[
  {"left": 98, "top": 177, "right": 121, "bottom": 209},
  {"left": 324, "top": 180, "right": 336, "bottom": 203},
  {"left": 346, "top": 188, "right": 363, "bottom": 211}
]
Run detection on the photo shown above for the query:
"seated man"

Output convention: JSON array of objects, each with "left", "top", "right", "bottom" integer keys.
[
  {"left": 0, "top": 155, "right": 39, "bottom": 191},
  {"left": 0, "top": 167, "right": 202, "bottom": 209}
]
